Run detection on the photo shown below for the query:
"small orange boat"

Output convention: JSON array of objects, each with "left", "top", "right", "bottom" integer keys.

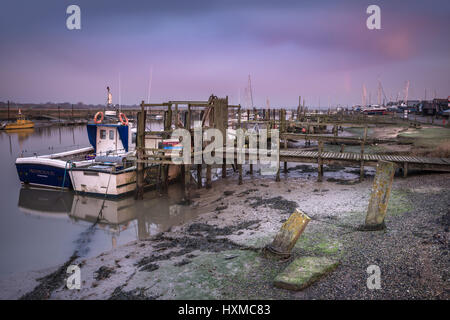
[{"left": 3, "top": 109, "right": 34, "bottom": 130}]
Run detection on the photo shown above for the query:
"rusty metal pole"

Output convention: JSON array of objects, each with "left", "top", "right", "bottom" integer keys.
[{"left": 365, "top": 161, "right": 395, "bottom": 230}]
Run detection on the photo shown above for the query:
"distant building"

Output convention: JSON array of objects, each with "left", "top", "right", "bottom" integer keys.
[
  {"left": 421, "top": 98, "right": 449, "bottom": 115},
  {"left": 407, "top": 100, "right": 420, "bottom": 107}
]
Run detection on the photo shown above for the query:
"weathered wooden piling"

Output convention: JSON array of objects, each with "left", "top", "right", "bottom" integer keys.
[
  {"left": 184, "top": 163, "right": 191, "bottom": 201},
  {"left": 360, "top": 126, "right": 368, "bottom": 181},
  {"left": 206, "top": 165, "right": 212, "bottom": 189},
  {"left": 197, "top": 164, "right": 202, "bottom": 188},
  {"left": 364, "top": 160, "right": 395, "bottom": 230},
  {"left": 317, "top": 140, "right": 324, "bottom": 182},
  {"left": 135, "top": 105, "right": 146, "bottom": 200},
  {"left": 264, "top": 209, "right": 311, "bottom": 260}
]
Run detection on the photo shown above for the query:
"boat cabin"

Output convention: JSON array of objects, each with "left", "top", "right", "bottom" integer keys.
[{"left": 87, "top": 123, "right": 133, "bottom": 156}]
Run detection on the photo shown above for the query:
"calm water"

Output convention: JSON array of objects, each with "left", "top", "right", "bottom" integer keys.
[{"left": 0, "top": 125, "right": 200, "bottom": 277}]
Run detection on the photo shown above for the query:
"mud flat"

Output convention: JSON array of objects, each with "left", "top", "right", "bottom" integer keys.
[{"left": 1, "top": 165, "right": 449, "bottom": 300}]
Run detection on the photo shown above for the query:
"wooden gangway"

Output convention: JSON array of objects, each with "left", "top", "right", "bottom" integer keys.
[{"left": 278, "top": 149, "right": 450, "bottom": 172}]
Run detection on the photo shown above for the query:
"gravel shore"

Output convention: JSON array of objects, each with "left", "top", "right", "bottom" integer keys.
[{"left": 1, "top": 166, "right": 449, "bottom": 300}]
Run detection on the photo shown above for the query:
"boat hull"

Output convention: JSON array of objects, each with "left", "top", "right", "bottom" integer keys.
[
  {"left": 5, "top": 123, "right": 34, "bottom": 130},
  {"left": 15, "top": 147, "right": 94, "bottom": 189},
  {"left": 16, "top": 162, "right": 73, "bottom": 189},
  {"left": 70, "top": 165, "right": 181, "bottom": 198},
  {"left": 70, "top": 167, "right": 137, "bottom": 198}
]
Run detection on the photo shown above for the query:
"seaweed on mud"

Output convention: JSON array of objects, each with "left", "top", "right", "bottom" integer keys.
[
  {"left": 135, "top": 221, "right": 260, "bottom": 272},
  {"left": 94, "top": 266, "right": 115, "bottom": 281},
  {"left": 437, "top": 211, "right": 450, "bottom": 228},
  {"left": 326, "top": 177, "right": 360, "bottom": 185},
  {"left": 288, "top": 165, "right": 317, "bottom": 173},
  {"left": 187, "top": 220, "right": 260, "bottom": 236},
  {"left": 215, "top": 205, "right": 228, "bottom": 211},
  {"left": 247, "top": 196, "right": 298, "bottom": 214},
  {"left": 20, "top": 253, "right": 78, "bottom": 300},
  {"left": 237, "top": 189, "right": 258, "bottom": 197},
  {"left": 174, "top": 259, "right": 191, "bottom": 267},
  {"left": 109, "top": 286, "right": 157, "bottom": 300},
  {"left": 140, "top": 263, "right": 160, "bottom": 272}
]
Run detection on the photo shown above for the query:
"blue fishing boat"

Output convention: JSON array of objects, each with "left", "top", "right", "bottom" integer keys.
[
  {"left": 15, "top": 121, "right": 133, "bottom": 189},
  {"left": 15, "top": 88, "right": 134, "bottom": 189}
]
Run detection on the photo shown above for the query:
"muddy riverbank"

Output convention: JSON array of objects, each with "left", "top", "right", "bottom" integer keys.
[{"left": 2, "top": 164, "right": 448, "bottom": 300}]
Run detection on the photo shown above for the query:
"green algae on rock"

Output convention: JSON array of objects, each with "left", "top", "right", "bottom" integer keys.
[{"left": 273, "top": 256, "right": 339, "bottom": 291}]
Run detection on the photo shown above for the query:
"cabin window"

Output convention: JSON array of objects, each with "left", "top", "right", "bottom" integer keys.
[
  {"left": 109, "top": 130, "right": 114, "bottom": 140},
  {"left": 100, "top": 129, "right": 106, "bottom": 139}
]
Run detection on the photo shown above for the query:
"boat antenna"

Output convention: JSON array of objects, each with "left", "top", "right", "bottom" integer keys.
[
  {"left": 118, "top": 72, "right": 121, "bottom": 113},
  {"left": 147, "top": 66, "right": 153, "bottom": 104}
]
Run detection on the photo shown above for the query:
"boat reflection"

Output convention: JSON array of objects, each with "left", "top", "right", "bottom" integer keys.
[
  {"left": 4, "top": 127, "right": 35, "bottom": 144},
  {"left": 18, "top": 186, "right": 201, "bottom": 244},
  {"left": 18, "top": 187, "right": 73, "bottom": 218}
]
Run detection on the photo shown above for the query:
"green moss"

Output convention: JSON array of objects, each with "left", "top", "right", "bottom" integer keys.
[
  {"left": 131, "top": 250, "right": 263, "bottom": 300},
  {"left": 398, "top": 127, "right": 450, "bottom": 148},
  {"left": 386, "top": 190, "right": 413, "bottom": 218},
  {"left": 273, "top": 256, "right": 340, "bottom": 291}
]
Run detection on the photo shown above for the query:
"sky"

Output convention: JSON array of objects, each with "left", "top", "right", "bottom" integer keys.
[{"left": 0, "top": 0, "right": 449, "bottom": 108}]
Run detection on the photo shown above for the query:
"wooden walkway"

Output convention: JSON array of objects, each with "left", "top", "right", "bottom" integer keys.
[{"left": 279, "top": 149, "right": 450, "bottom": 172}]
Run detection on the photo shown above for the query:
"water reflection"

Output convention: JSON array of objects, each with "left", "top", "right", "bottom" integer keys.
[{"left": 17, "top": 186, "right": 202, "bottom": 249}]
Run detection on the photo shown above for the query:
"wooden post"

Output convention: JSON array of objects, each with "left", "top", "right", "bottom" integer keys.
[
  {"left": 340, "top": 144, "right": 345, "bottom": 153},
  {"left": 365, "top": 161, "right": 395, "bottom": 230},
  {"left": 184, "top": 164, "right": 191, "bottom": 201},
  {"left": 403, "top": 162, "right": 408, "bottom": 178},
  {"left": 161, "top": 105, "right": 172, "bottom": 193},
  {"left": 197, "top": 164, "right": 202, "bottom": 188},
  {"left": 206, "top": 165, "right": 212, "bottom": 189},
  {"left": 135, "top": 104, "right": 146, "bottom": 200},
  {"left": 7, "top": 100, "right": 10, "bottom": 121},
  {"left": 318, "top": 140, "right": 323, "bottom": 182},
  {"left": 360, "top": 126, "right": 368, "bottom": 181},
  {"left": 264, "top": 209, "right": 311, "bottom": 260},
  {"left": 276, "top": 134, "right": 281, "bottom": 182},
  {"left": 238, "top": 151, "right": 243, "bottom": 186},
  {"left": 237, "top": 105, "right": 241, "bottom": 128},
  {"left": 333, "top": 125, "right": 338, "bottom": 144},
  {"left": 284, "top": 138, "right": 288, "bottom": 174}
]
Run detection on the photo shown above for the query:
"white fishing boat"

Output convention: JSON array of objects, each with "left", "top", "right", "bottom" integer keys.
[
  {"left": 15, "top": 87, "right": 134, "bottom": 189},
  {"left": 69, "top": 138, "right": 181, "bottom": 198}
]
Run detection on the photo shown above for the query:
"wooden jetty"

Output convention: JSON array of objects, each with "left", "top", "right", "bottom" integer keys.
[{"left": 130, "top": 95, "right": 450, "bottom": 200}]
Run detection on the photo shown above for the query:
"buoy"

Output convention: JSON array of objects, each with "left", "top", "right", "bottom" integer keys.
[
  {"left": 119, "top": 112, "right": 129, "bottom": 125},
  {"left": 94, "top": 111, "right": 104, "bottom": 124}
]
